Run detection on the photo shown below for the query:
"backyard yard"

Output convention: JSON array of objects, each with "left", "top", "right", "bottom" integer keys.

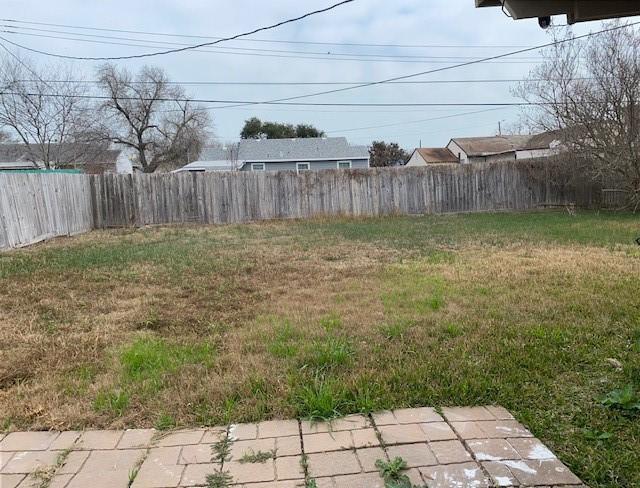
[{"left": 1, "top": 211, "right": 639, "bottom": 487}]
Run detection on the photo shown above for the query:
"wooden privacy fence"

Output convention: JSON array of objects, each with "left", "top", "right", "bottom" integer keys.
[
  {"left": 89, "top": 163, "right": 602, "bottom": 228},
  {"left": 0, "top": 172, "right": 93, "bottom": 250},
  {"left": 0, "top": 161, "right": 616, "bottom": 250}
]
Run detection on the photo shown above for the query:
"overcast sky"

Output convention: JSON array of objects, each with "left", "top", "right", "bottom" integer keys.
[{"left": 3, "top": 0, "right": 637, "bottom": 150}]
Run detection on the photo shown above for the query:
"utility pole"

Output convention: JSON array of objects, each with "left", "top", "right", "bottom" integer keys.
[{"left": 498, "top": 121, "right": 502, "bottom": 135}]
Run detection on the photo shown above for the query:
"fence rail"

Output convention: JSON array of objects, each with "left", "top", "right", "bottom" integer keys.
[{"left": 0, "top": 161, "right": 622, "bottom": 250}]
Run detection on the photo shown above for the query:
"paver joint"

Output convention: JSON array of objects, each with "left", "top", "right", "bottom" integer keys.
[{"left": 0, "top": 406, "right": 585, "bottom": 487}]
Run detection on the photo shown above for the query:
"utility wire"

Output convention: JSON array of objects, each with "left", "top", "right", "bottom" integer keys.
[
  {"left": 1, "top": 25, "right": 546, "bottom": 61},
  {"left": 0, "top": 31, "right": 543, "bottom": 65},
  {"left": 0, "top": 0, "right": 356, "bottom": 60},
  {"left": 326, "top": 108, "right": 508, "bottom": 133},
  {"left": 0, "top": 90, "right": 599, "bottom": 107},
  {"left": 11, "top": 78, "right": 595, "bottom": 86},
  {"left": 0, "top": 18, "right": 532, "bottom": 49},
  {"left": 213, "top": 21, "right": 640, "bottom": 110}
]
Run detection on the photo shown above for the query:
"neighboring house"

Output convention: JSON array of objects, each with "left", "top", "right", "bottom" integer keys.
[
  {"left": 0, "top": 143, "right": 138, "bottom": 174},
  {"left": 176, "top": 137, "right": 369, "bottom": 173},
  {"left": 445, "top": 133, "right": 561, "bottom": 164},
  {"left": 406, "top": 148, "right": 459, "bottom": 166},
  {"left": 515, "top": 131, "right": 563, "bottom": 160}
]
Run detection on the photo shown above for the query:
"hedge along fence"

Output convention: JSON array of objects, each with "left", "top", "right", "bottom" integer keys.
[{"left": 0, "top": 160, "right": 620, "bottom": 250}]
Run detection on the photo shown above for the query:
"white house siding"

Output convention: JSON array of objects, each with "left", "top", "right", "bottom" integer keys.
[
  {"left": 516, "top": 148, "right": 558, "bottom": 160},
  {"left": 241, "top": 158, "right": 369, "bottom": 172},
  {"left": 406, "top": 151, "right": 427, "bottom": 167},
  {"left": 446, "top": 140, "right": 468, "bottom": 164}
]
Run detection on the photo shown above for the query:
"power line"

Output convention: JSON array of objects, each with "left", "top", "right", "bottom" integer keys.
[
  {"left": 213, "top": 21, "right": 640, "bottom": 110},
  {"left": 1, "top": 18, "right": 532, "bottom": 49},
  {"left": 0, "top": 31, "right": 544, "bottom": 65},
  {"left": 0, "top": 90, "right": 594, "bottom": 107},
  {"left": 0, "top": 91, "right": 543, "bottom": 106},
  {"left": 326, "top": 108, "right": 508, "bottom": 133},
  {"left": 12, "top": 78, "right": 595, "bottom": 87},
  {"left": 0, "top": 0, "right": 356, "bottom": 61},
  {"left": 1, "top": 25, "right": 546, "bottom": 61}
]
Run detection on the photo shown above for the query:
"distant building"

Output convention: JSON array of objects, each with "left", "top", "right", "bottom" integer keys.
[
  {"left": 176, "top": 137, "right": 369, "bottom": 173},
  {"left": 0, "top": 143, "right": 138, "bottom": 174},
  {"left": 407, "top": 132, "right": 562, "bottom": 167},
  {"left": 406, "top": 148, "right": 459, "bottom": 166}
]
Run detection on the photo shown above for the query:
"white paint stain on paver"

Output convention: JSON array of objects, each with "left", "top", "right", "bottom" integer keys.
[
  {"left": 501, "top": 460, "right": 538, "bottom": 475},
  {"left": 528, "top": 443, "right": 555, "bottom": 460},
  {"left": 494, "top": 476, "right": 513, "bottom": 486},
  {"left": 474, "top": 452, "right": 502, "bottom": 461}
]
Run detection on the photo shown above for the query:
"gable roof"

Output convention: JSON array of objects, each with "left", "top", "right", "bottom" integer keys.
[
  {"left": 450, "top": 135, "right": 531, "bottom": 156},
  {"left": 414, "top": 148, "right": 458, "bottom": 164},
  {"left": 198, "top": 137, "right": 369, "bottom": 163}
]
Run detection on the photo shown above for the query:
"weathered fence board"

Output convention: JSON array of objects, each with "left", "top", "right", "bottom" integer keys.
[
  {"left": 88, "top": 163, "right": 608, "bottom": 229},
  {"left": 0, "top": 173, "right": 93, "bottom": 250},
  {"left": 0, "top": 161, "right": 626, "bottom": 250}
]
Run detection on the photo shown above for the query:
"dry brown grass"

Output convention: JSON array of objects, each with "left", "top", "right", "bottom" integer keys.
[{"left": 0, "top": 212, "right": 639, "bottom": 487}]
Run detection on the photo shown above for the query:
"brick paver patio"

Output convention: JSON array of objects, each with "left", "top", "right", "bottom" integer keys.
[{"left": 0, "top": 406, "right": 587, "bottom": 487}]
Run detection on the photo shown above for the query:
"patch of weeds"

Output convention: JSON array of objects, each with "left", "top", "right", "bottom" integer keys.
[
  {"left": 299, "top": 338, "right": 354, "bottom": 372},
  {"left": 348, "top": 380, "right": 383, "bottom": 413},
  {"left": 29, "top": 448, "right": 71, "bottom": 488},
  {"left": 268, "top": 321, "right": 299, "bottom": 359},
  {"left": 425, "top": 250, "right": 456, "bottom": 264},
  {"left": 441, "top": 323, "right": 464, "bottom": 338},
  {"left": 305, "top": 480, "right": 319, "bottom": 488},
  {"left": 62, "top": 364, "right": 97, "bottom": 396},
  {"left": 528, "top": 325, "right": 569, "bottom": 345},
  {"left": 379, "top": 319, "right": 413, "bottom": 341},
  {"left": 582, "top": 428, "right": 613, "bottom": 442},
  {"left": 424, "top": 295, "right": 443, "bottom": 311},
  {"left": 206, "top": 432, "right": 234, "bottom": 488},
  {"left": 120, "top": 336, "right": 215, "bottom": 393},
  {"left": 127, "top": 451, "right": 146, "bottom": 487},
  {"left": 375, "top": 457, "right": 422, "bottom": 488},
  {"left": 206, "top": 471, "right": 233, "bottom": 488},
  {"left": 155, "top": 413, "right": 176, "bottom": 430},
  {"left": 601, "top": 384, "right": 640, "bottom": 412},
  {"left": 319, "top": 314, "right": 342, "bottom": 332},
  {"left": 193, "top": 400, "right": 217, "bottom": 426},
  {"left": 239, "top": 449, "right": 275, "bottom": 464},
  {"left": 93, "top": 389, "right": 129, "bottom": 416},
  {"left": 211, "top": 434, "right": 233, "bottom": 464},
  {"left": 295, "top": 376, "right": 349, "bottom": 421},
  {"left": 631, "top": 327, "right": 640, "bottom": 353}
]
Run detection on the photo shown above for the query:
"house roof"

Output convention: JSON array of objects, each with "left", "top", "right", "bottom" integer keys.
[
  {"left": 523, "top": 130, "right": 563, "bottom": 150},
  {"left": 450, "top": 135, "right": 532, "bottom": 156},
  {"left": 198, "top": 137, "right": 369, "bottom": 162},
  {"left": 414, "top": 148, "right": 458, "bottom": 164},
  {"left": 0, "top": 143, "right": 119, "bottom": 165},
  {"left": 174, "top": 160, "right": 241, "bottom": 172}
]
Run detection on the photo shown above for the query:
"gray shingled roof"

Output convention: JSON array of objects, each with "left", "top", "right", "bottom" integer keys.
[{"left": 199, "top": 137, "right": 368, "bottom": 162}]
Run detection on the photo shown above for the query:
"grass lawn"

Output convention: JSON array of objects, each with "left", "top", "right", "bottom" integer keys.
[{"left": 1, "top": 211, "right": 639, "bottom": 487}]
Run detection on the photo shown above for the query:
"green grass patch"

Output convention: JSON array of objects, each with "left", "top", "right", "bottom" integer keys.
[{"left": 94, "top": 389, "right": 130, "bottom": 416}]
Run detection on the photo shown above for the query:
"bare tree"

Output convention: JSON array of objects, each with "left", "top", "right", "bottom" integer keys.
[
  {"left": 225, "top": 142, "right": 241, "bottom": 171},
  {"left": 96, "top": 64, "right": 210, "bottom": 173},
  {"left": 515, "top": 22, "right": 640, "bottom": 210},
  {"left": 0, "top": 54, "right": 99, "bottom": 168}
]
